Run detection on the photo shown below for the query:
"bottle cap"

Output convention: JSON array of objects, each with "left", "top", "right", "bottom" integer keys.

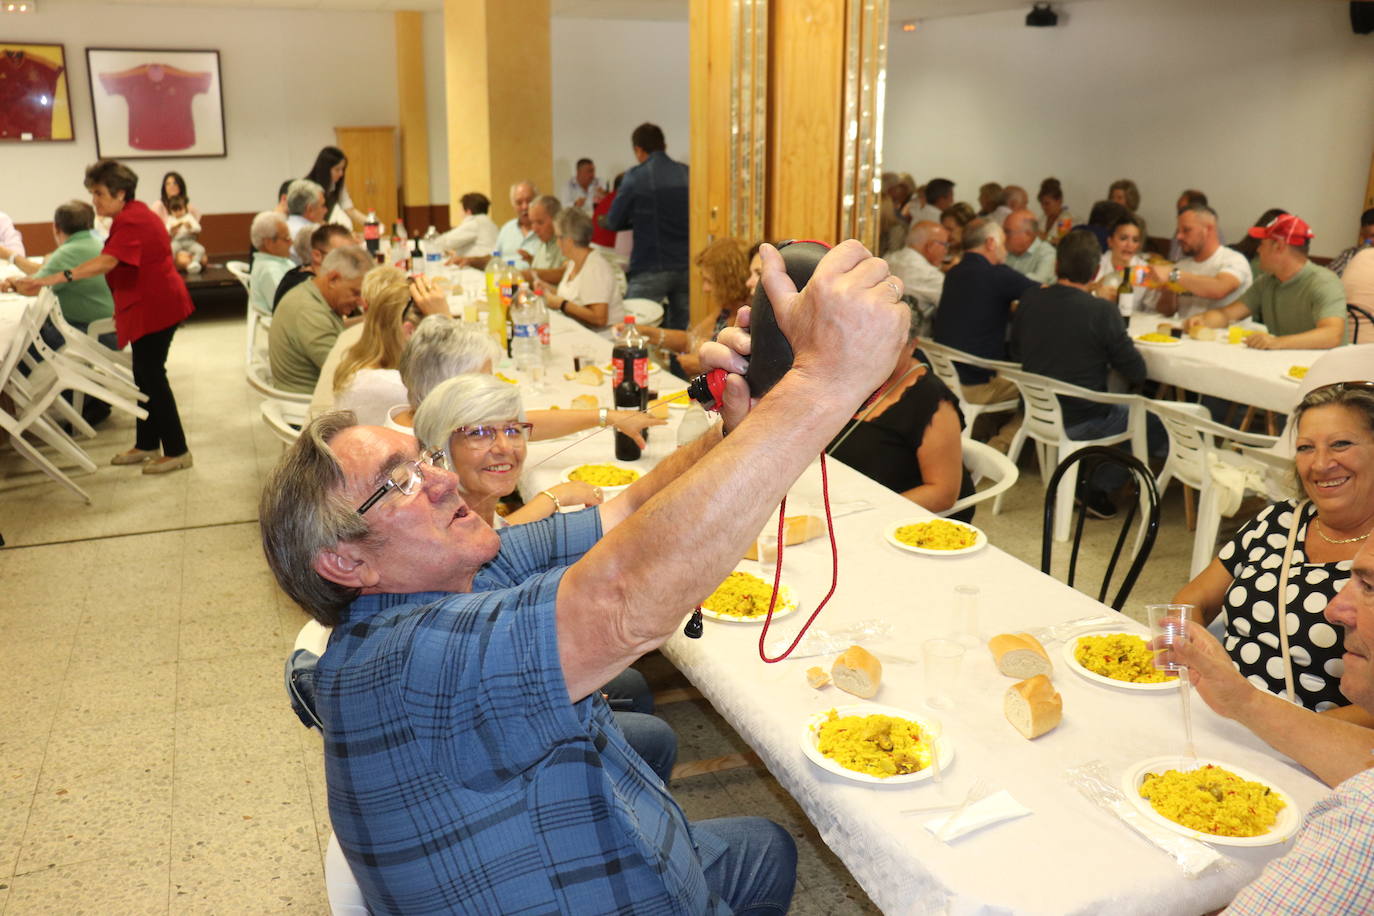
[{"left": 625, "top": 316, "right": 636, "bottom": 324}]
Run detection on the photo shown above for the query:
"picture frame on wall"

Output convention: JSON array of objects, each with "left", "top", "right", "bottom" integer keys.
[
  {"left": 0, "top": 42, "right": 75, "bottom": 143},
  {"left": 86, "top": 47, "right": 226, "bottom": 159}
]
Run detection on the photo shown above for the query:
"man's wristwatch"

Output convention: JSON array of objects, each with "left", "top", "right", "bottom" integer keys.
[
  {"left": 1168, "top": 267, "right": 1181, "bottom": 284},
  {"left": 63, "top": 269, "right": 75, "bottom": 284}
]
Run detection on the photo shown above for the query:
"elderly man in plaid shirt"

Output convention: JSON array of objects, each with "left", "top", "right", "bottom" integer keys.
[
  {"left": 260, "top": 241, "right": 912, "bottom": 914},
  {"left": 1172, "top": 533, "right": 1374, "bottom": 914}
]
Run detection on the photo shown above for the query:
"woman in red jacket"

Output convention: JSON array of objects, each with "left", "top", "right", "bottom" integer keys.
[{"left": 18, "top": 160, "right": 195, "bottom": 472}]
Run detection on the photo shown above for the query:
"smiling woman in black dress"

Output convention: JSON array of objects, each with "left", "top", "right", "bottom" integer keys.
[{"left": 828, "top": 296, "right": 975, "bottom": 520}]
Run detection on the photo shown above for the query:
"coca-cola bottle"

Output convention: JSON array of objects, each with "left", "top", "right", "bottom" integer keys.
[{"left": 611, "top": 316, "right": 648, "bottom": 460}]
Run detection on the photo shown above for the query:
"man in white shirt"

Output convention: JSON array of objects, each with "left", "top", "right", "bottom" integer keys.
[
  {"left": 284, "top": 180, "right": 327, "bottom": 249},
  {"left": 1153, "top": 205, "right": 1251, "bottom": 320},
  {"left": 909, "top": 177, "right": 954, "bottom": 225},
  {"left": 248, "top": 212, "right": 294, "bottom": 317},
  {"left": 884, "top": 220, "right": 948, "bottom": 335},
  {"left": 562, "top": 159, "right": 602, "bottom": 216},
  {"left": 1002, "top": 209, "right": 1055, "bottom": 285},
  {"left": 987, "top": 185, "right": 1027, "bottom": 230},
  {"left": 440, "top": 192, "right": 499, "bottom": 265},
  {"left": 483, "top": 181, "right": 538, "bottom": 271},
  {"left": 0, "top": 210, "right": 25, "bottom": 258}
]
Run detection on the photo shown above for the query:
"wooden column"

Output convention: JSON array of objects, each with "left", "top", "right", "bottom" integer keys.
[
  {"left": 395, "top": 11, "right": 432, "bottom": 229},
  {"left": 443, "top": 0, "right": 552, "bottom": 225}
]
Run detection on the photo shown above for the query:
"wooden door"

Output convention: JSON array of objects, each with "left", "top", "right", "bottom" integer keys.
[{"left": 335, "top": 126, "right": 399, "bottom": 229}]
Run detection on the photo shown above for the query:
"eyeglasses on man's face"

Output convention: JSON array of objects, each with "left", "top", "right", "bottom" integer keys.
[
  {"left": 355, "top": 448, "right": 448, "bottom": 515},
  {"left": 450, "top": 423, "right": 534, "bottom": 451}
]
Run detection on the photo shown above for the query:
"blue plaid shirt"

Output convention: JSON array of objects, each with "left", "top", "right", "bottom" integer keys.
[{"left": 318, "top": 509, "right": 728, "bottom": 914}]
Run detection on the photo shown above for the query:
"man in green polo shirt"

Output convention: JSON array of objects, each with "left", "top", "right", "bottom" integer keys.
[
  {"left": 268, "top": 245, "right": 371, "bottom": 393},
  {"left": 0, "top": 200, "right": 118, "bottom": 423},
  {"left": 1183, "top": 213, "right": 1346, "bottom": 349}
]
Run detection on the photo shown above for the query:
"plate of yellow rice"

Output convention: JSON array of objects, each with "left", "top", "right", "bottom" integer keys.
[
  {"left": 801, "top": 704, "right": 954, "bottom": 784},
  {"left": 562, "top": 462, "right": 642, "bottom": 493},
  {"left": 884, "top": 518, "right": 988, "bottom": 557},
  {"left": 699, "top": 569, "right": 799, "bottom": 623},
  {"left": 1279, "top": 366, "right": 1308, "bottom": 383},
  {"left": 1061, "top": 631, "right": 1179, "bottom": 691},
  {"left": 1134, "top": 333, "right": 1182, "bottom": 347},
  {"left": 1122, "top": 756, "right": 1300, "bottom": 846}
]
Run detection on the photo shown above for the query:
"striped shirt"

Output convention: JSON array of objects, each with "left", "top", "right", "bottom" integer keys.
[{"left": 318, "top": 509, "right": 728, "bottom": 914}]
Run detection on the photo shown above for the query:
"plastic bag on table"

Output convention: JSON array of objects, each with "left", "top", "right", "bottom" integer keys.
[
  {"left": 1065, "top": 760, "right": 1227, "bottom": 878},
  {"left": 764, "top": 619, "right": 894, "bottom": 660},
  {"left": 1024, "top": 614, "right": 1121, "bottom": 645}
]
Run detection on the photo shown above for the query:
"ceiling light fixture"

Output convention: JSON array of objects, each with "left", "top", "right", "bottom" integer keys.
[{"left": 1026, "top": 2, "right": 1057, "bottom": 27}]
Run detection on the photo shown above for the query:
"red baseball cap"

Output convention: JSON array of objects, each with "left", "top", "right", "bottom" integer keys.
[{"left": 1247, "top": 213, "right": 1313, "bottom": 245}]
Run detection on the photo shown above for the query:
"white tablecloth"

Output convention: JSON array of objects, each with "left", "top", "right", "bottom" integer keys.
[
  {"left": 514, "top": 371, "right": 1326, "bottom": 915},
  {"left": 1128, "top": 315, "right": 1319, "bottom": 414}
]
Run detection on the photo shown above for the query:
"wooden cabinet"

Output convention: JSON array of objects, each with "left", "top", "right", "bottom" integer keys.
[{"left": 335, "top": 126, "right": 399, "bottom": 229}]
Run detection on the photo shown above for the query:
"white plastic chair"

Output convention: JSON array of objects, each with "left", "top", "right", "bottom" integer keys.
[
  {"left": 29, "top": 295, "right": 141, "bottom": 424},
  {"left": 260, "top": 398, "right": 307, "bottom": 446},
  {"left": 231, "top": 260, "right": 275, "bottom": 370},
  {"left": 918, "top": 340, "right": 1021, "bottom": 441},
  {"left": 622, "top": 297, "right": 664, "bottom": 328},
  {"left": 939, "top": 437, "right": 1020, "bottom": 518},
  {"left": 246, "top": 359, "right": 311, "bottom": 404},
  {"left": 1145, "top": 399, "right": 1280, "bottom": 578},
  {"left": 997, "top": 366, "right": 1146, "bottom": 541}
]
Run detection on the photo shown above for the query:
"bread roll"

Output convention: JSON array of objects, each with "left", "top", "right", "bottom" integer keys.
[
  {"left": 988, "top": 633, "right": 1052, "bottom": 678},
  {"left": 831, "top": 645, "right": 881, "bottom": 698},
  {"left": 570, "top": 394, "right": 599, "bottom": 410},
  {"left": 743, "top": 516, "right": 827, "bottom": 560},
  {"left": 806, "top": 666, "right": 831, "bottom": 689},
  {"left": 1188, "top": 325, "right": 1218, "bottom": 342},
  {"left": 1004, "top": 675, "right": 1062, "bottom": 739}
]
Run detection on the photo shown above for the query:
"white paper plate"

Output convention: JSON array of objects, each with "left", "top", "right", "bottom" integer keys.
[
  {"left": 883, "top": 519, "right": 988, "bottom": 557},
  {"left": 1121, "top": 756, "right": 1302, "bottom": 847},
  {"left": 1061, "top": 632, "right": 1179, "bottom": 692},
  {"left": 561, "top": 462, "right": 644, "bottom": 494},
  {"left": 1278, "top": 369, "right": 1306, "bottom": 384},
  {"left": 801, "top": 704, "right": 954, "bottom": 785},
  {"left": 699, "top": 573, "right": 799, "bottom": 623},
  {"left": 1134, "top": 336, "right": 1183, "bottom": 347}
]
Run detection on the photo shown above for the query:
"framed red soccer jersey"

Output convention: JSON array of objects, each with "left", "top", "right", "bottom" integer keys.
[
  {"left": 98, "top": 64, "right": 210, "bottom": 150},
  {"left": 0, "top": 43, "right": 74, "bottom": 142}
]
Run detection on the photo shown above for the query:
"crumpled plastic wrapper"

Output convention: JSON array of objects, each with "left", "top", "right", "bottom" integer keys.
[{"left": 764, "top": 619, "right": 894, "bottom": 659}]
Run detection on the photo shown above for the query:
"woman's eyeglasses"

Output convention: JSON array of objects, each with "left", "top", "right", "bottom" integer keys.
[
  {"left": 355, "top": 448, "right": 447, "bottom": 515},
  {"left": 451, "top": 423, "right": 534, "bottom": 450}
]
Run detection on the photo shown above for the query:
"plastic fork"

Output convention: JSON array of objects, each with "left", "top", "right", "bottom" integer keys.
[{"left": 934, "top": 778, "right": 990, "bottom": 842}]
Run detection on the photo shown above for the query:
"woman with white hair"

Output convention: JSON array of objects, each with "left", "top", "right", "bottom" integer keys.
[
  {"left": 534, "top": 207, "right": 624, "bottom": 333},
  {"left": 392, "top": 314, "right": 664, "bottom": 442},
  {"left": 413, "top": 373, "right": 604, "bottom": 526}
]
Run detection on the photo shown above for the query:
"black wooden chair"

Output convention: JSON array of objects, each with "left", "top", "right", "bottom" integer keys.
[
  {"left": 1041, "top": 445, "right": 1160, "bottom": 612},
  {"left": 1348, "top": 303, "right": 1374, "bottom": 343}
]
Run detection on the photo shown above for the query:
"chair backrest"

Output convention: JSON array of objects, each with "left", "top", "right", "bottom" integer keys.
[
  {"left": 1145, "top": 398, "right": 1276, "bottom": 490},
  {"left": 1347, "top": 303, "right": 1374, "bottom": 344},
  {"left": 226, "top": 260, "right": 252, "bottom": 292},
  {"left": 998, "top": 366, "right": 1067, "bottom": 441},
  {"left": 261, "top": 398, "right": 307, "bottom": 444},
  {"left": 942, "top": 437, "right": 1019, "bottom": 517},
  {"left": 1041, "top": 445, "right": 1160, "bottom": 611}
]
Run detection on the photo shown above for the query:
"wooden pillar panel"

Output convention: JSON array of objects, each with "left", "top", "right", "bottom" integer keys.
[
  {"left": 395, "top": 12, "right": 431, "bottom": 211},
  {"left": 766, "top": 0, "right": 845, "bottom": 244}
]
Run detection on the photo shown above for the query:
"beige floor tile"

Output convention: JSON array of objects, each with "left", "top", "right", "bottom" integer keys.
[
  {"left": 0, "top": 732, "right": 47, "bottom": 803},
  {"left": 0, "top": 625, "right": 75, "bottom": 683},
  {"left": 68, "top": 620, "right": 182, "bottom": 673},
  {"left": 54, "top": 661, "right": 178, "bottom": 731},
  {"left": 174, "top": 764, "right": 314, "bottom": 835},
  {"left": 169, "top": 815, "right": 325, "bottom": 915},
  {"left": 17, "top": 772, "right": 171, "bottom": 873},
  {"left": 5, "top": 852, "right": 169, "bottom": 915},
  {"left": 176, "top": 649, "right": 283, "bottom": 711},
  {"left": 175, "top": 701, "right": 303, "bottom": 774},
  {"left": 178, "top": 609, "right": 281, "bottom": 661},
  {"left": 0, "top": 792, "right": 32, "bottom": 878},
  {"left": 37, "top": 711, "right": 174, "bottom": 793}
]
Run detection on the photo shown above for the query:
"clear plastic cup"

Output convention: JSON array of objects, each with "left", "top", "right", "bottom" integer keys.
[
  {"left": 922, "top": 638, "right": 965, "bottom": 710},
  {"left": 951, "top": 584, "right": 980, "bottom": 647}
]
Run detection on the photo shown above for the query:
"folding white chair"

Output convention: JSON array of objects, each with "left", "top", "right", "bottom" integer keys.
[
  {"left": 246, "top": 359, "right": 312, "bottom": 404},
  {"left": 939, "top": 437, "right": 1020, "bottom": 518},
  {"left": 997, "top": 366, "right": 1146, "bottom": 541},
  {"left": 230, "top": 260, "right": 275, "bottom": 370},
  {"left": 1145, "top": 399, "right": 1280, "bottom": 578},
  {"left": 918, "top": 340, "right": 1021, "bottom": 441},
  {"left": 29, "top": 295, "right": 139, "bottom": 424},
  {"left": 260, "top": 398, "right": 307, "bottom": 446}
]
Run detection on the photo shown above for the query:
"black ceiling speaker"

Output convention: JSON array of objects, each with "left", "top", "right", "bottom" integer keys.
[
  {"left": 1353, "top": 2, "right": 1374, "bottom": 35},
  {"left": 1026, "top": 3, "right": 1058, "bottom": 27}
]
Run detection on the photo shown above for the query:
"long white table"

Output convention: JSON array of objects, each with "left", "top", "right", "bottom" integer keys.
[
  {"left": 1127, "top": 314, "right": 1320, "bottom": 414},
  {"left": 504, "top": 327, "right": 1327, "bottom": 915}
]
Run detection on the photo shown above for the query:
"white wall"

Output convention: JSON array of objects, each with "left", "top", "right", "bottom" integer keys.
[
  {"left": 548, "top": 17, "right": 691, "bottom": 195},
  {"left": 3, "top": 0, "right": 399, "bottom": 223},
  {"left": 883, "top": 0, "right": 1374, "bottom": 257}
]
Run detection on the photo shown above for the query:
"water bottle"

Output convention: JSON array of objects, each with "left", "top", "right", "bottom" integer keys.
[
  {"left": 510, "top": 284, "right": 542, "bottom": 372},
  {"left": 611, "top": 316, "right": 648, "bottom": 461},
  {"left": 423, "top": 226, "right": 442, "bottom": 277},
  {"left": 363, "top": 209, "right": 380, "bottom": 255},
  {"left": 525, "top": 283, "right": 552, "bottom": 366}
]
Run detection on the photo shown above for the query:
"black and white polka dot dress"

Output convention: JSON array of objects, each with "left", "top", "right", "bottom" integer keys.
[{"left": 1218, "top": 500, "right": 1352, "bottom": 710}]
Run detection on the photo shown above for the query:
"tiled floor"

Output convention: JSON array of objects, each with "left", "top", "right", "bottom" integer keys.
[{"left": 0, "top": 304, "right": 1209, "bottom": 913}]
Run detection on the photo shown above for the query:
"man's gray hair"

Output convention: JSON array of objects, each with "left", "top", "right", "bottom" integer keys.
[
  {"left": 413, "top": 373, "right": 526, "bottom": 468},
  {"left": 259, "top": 411, "right": 378, "bottom": 626},
  {"left": 906, "top": 220, "right": 942, "bottom": 250},
  {"left": 962, "top": 218, "right": 1003, "bottom": 253},
  {"left": 291, "top": 226, "right": 315, "bottom": 265},
  {"left": 398, "top": 315, "right": 503, "bottom": 409},
  {"left": 554, "top": 206, "right": 593, "bottom": 247},
  {"left": 531, "top": 195, "right": 561, "bottom": 218},
  {"left": 250, "top": 210, "right": 288, "bottom": 249},
  {"left": 286, "top": 179, "right": 324, "bottom": 216},
  {"left": 320, "top": 245, "right": 374, "bottom": 280},
  {"left": 510, "top": 180, "right": 537, "bottom": 199}
]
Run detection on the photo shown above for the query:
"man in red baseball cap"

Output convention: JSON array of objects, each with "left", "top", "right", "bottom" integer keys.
[{"left": 1183, "top": 213, "right": 1347, "bottom": 349}]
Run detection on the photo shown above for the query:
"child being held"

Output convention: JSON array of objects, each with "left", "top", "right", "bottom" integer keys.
[{"left": 164, "top": 195, "right": 207, "bottom": 274}]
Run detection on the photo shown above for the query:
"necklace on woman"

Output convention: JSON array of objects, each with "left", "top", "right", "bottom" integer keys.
[{"left": 1315, "top": 518, "right": 1372, "bottom": 545}]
